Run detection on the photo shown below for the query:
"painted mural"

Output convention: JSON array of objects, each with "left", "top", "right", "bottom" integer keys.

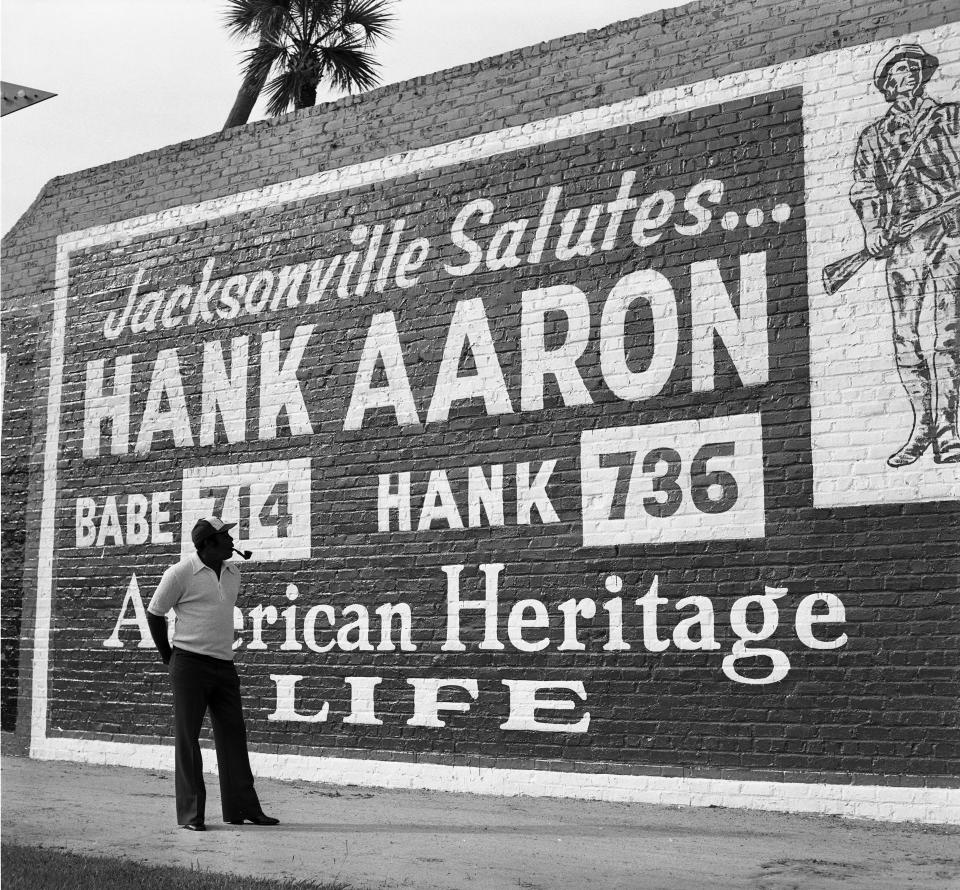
[{"left": 26, "top": 29, "right": 959, "bottom": 817}]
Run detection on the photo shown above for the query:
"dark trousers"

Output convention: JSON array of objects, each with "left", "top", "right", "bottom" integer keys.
[{"left": 169, "top": 648, "right": 262, "bottom": 825}]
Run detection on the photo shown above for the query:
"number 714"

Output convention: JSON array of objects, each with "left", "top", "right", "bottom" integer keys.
[{"left": 199, "top": 481, "right": 293, "bottom": 538}]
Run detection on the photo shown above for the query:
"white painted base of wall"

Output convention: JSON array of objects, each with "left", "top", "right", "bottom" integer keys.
[{"left": 31, "top": 736, "right": 960, "bottom": 826}]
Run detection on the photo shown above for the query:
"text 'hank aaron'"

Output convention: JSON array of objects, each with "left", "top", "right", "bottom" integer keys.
[{"left": 81, "top": 254, "right": 767, "bottom": 458}]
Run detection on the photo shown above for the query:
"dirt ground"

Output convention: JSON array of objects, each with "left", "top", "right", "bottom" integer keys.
[{"left": 1, "top": 755, "right": 958, "bottom": 890}]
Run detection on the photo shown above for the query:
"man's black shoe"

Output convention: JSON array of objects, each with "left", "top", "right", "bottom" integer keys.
[
  {"left": 227, "top": 812, "right": 280, "bottom": 825},
  {"left": 180, "top": 822, "right": 206, "bottom": 831}
]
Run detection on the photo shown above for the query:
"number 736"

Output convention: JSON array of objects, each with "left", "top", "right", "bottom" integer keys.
[{"left": 598, "top": 442, "right": 739, "bottom": 520}]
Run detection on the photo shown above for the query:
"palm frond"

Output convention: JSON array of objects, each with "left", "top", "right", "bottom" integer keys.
[
  {"left": 239, "top": 36, "right": 287, "bottom": 86},
  {"left": 339, "top": 0, "right": 394, "bottom": 44},
  {"left": 319, "top": 40, "right": 382, "bottom": 92},
  {"left": 223, "top": 0, "right": 290, "bottom": 41},
  {"left": 264, "top": 66, "right": 311, "bottom": 116}
]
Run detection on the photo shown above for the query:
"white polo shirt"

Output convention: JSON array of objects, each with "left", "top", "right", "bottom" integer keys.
[{"left": 147, "top": 553, "right": 240, "bottom": 661}]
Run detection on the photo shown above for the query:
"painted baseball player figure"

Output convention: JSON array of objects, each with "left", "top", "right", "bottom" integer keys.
[{"left": 850, "top": 44, "right": 960, "bottom": 467}]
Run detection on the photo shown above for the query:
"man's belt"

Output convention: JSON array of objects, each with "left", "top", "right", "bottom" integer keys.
[{"left": 823, "top": 192, "right": 960, "bottom": 295}]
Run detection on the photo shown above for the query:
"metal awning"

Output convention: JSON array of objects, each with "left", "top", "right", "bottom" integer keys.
[{"left": 1, "top": 81, "right": 57, "bottom": 116}]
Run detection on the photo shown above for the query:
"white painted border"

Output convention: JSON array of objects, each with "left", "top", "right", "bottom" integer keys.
[
  {"left": 30, "top": 735, "right": 960, "bottom": 824},
  {"left": 32, "top": 24, "right": 960, "bottom": 823},
  {"left": 30, "top": 241, "right": 71, "bottom": 749}
]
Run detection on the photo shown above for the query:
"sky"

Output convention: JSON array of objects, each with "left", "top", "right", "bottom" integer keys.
[{"left": 1, "top": 0, "right": 687, "bottom": 236}]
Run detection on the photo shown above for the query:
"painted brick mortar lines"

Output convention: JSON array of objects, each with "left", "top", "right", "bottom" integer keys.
[{"left": 2, "top": 0, "right": 959, "bottom": 820}]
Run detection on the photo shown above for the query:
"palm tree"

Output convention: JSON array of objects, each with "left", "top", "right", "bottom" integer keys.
[{"left": 222, "top": 0, "right": 394, "bottom": 130}]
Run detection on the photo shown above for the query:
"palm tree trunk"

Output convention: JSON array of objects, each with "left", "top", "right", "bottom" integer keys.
[
  {"left": 295, "top": 81, "right": 318, "bottom": 109},
  {"left": 222, "top": 34, "right": 272, "bottom": 130}
]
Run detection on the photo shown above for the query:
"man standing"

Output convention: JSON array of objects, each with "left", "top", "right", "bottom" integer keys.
[
  {"left": 146, "top": 517, "right": 279, "bottom": 831},
  {"left": 850, "top": 43, "right": 960, "bottom": 467}
]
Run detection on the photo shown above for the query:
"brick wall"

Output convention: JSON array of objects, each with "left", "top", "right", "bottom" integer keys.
[
  {"left": 2, "top": 0, "right": 958, "bottom": 822},
  {"left": 0, "top": 313, "right": 38, "bottom": 731}
]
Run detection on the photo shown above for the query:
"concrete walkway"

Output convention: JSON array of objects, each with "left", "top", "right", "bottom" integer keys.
[{"left": 2, "top": 755, "right": 958, "bottom": 889}]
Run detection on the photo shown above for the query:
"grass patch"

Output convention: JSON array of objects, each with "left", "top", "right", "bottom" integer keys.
[{"left": 1, "top": 843, "right": 349, "bottom": 890}]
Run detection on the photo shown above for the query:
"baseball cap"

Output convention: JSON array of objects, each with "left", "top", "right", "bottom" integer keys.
[{"left": 191, "top": 516, "right": 237, "bottom": 548}]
